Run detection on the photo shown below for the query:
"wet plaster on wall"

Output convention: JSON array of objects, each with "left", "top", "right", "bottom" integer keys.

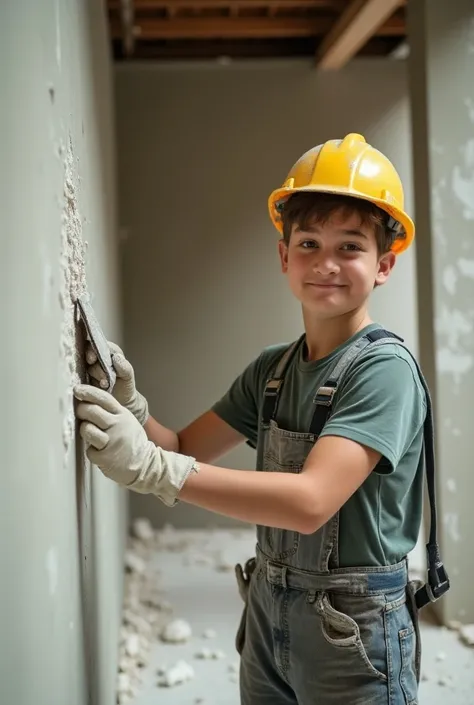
[
  {"left": 58, "top": 133, "right": 98, "bottom": 699},
  {"left": 59, "top": 135, "right": 90, "bottom": 460}
]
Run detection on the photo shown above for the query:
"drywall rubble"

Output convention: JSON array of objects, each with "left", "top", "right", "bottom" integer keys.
[
  {"left": 116, "top": 519, "right": 243, "bottom": 703},
  {"left": 116, "top": 517, "right": 173, "bottom": 704}
]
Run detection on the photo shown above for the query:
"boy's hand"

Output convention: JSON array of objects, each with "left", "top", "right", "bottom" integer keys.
[
  {"left": 85, "top": 341, "right": 149, "bottom": 425},
  {"left": 74, "top": 384, "right": 197, "bottom": 506}
]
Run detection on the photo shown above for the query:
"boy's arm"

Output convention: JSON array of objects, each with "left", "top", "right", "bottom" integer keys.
[
  {"left": 144, "top": 410, "right": 245, "bottom": 462},
  {"left": 178, "top": 436, "right": 380, "bottom": 532},
  {"left": 179, "top": 349, "right": 425, "bottom": 529},
  {"left": 143, "top": 415, "right": 179, "bottom": 452},
  {"left": 75, "top": 347, "right": 423, "bottom": 530},
  {"left": 74, "top": 348, "right": 424, "bottom": 531},
  {"left": 74, "top": 382, "right": 382, "bottom": 532}
]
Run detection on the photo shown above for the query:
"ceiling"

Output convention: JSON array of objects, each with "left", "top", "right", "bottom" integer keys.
[{"left": 107, "top": 0, "right": 407, "bottom": 69}]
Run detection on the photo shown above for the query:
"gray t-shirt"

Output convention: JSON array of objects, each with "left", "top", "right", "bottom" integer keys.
[{"left": 212, "top": 323, "right": 427, "bottom": 568}]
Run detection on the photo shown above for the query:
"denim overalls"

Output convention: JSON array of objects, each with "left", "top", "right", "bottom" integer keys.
[{"left": 235, "top": 328, "right": 450, "bottom": 705}]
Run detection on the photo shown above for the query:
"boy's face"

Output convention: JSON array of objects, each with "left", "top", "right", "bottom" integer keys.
[{"left": 278, "top": 209, "right": 396, "bottom": 319}]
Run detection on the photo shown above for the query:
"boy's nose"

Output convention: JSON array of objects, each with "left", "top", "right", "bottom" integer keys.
[{"left": 313, "top": 255, "right": 339, "bottom": 276}]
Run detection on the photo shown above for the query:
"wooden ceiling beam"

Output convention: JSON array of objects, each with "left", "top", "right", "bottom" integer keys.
[
  {"left": 119, "top": 0, "right": 136, "bottom": 55},
  {"left": 112, "top": 35, "right": 400, "bottom": 60},
  {"left": 109, "top": 0, "right": 344, "bottom": 10},
  {"left": 110, "top": 15, "right": 404, "bottom": 40},
  {"left": 316, "top": 0, "right": 405, "bottom": 70},
  {"left": 112, "top": 17, "right": 333, "bottom": 39}
]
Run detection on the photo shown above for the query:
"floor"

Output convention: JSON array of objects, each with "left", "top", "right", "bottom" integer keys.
[{"left": 119, "top": 525, "right": 474, "bottom": 705}]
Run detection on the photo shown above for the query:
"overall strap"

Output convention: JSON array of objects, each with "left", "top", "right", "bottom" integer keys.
[
  {"left": 308, "top": 327, "right": 450, "bottom": 611},
  {"left": 261, "top": 334, "right": 305, "bottom": 425},
  {"left": 309, "top": 328, "right": 403, "bottom": 436}
]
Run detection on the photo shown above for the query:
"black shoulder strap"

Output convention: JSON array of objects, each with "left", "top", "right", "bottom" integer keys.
[
  {"left": 261, "top": 334, "right": 305, "bottom": 426},
  {"left": 245, "top": 335, "right": 304, "bottom": 450},
  {"left": 308, "top": 328, "right": 403, "bottom": 436},
  {"left": 309, "top": 327, "right": 450, "bottom": 611}
]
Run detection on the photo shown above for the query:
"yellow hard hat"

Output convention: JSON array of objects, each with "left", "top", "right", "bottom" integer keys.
[{"left": 268, "top": 133, "right": 414, "bottom": 254}]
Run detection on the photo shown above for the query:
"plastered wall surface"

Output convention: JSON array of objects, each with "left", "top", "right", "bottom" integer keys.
[
  {"left": 1, "top": 2, "right": 125, "bottom": 704},
  {"left": 408, "top": 0, "right": 474, "bottom": 623},
  {"left": 115, "top": 59, "right": 419, "bottom": 529}
]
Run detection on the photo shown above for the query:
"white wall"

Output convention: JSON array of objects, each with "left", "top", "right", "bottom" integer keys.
[
  {"left": 115, "top": 58, "right": 418, "bottom": 529},
  {"left": 1, "top": 2, "right": 125, "bottom": 704}
]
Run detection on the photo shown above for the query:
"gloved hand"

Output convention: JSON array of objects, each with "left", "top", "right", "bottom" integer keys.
[
  {"left": 74, "top": 384, "right": 199, "bottom": 507},
  {"left": 85, "top": 341, "right": 149, "bottom": 425}
]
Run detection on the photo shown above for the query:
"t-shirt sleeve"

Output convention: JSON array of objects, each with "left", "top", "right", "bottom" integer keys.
[
  {"left": 319, "top": 348, "right": 427, "bottom": 474},
  {"left": 211, "top": 355, "right": 262, "bottom": 447}
]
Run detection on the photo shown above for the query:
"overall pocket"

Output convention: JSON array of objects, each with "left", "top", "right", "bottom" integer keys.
[{"left": 317, "top": 591, "right": 389, "bottom": 682}]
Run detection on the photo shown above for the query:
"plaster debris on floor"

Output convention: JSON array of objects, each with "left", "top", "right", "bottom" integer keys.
[{"left": 117, "top": 520, "right": 474, "bottom": 705}]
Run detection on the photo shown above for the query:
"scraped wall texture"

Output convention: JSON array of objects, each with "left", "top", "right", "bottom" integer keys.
[
  {"left": 1, "top": 2, "right": 125, "bottom": 704},
  {"left": 115, "top": 59, "right": 418, "bottom": 530},
  {"left": 408, "top": 0, "right": 474, "bottom": 623}
]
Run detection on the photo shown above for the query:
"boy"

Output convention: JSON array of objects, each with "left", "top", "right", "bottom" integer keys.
[{"left": 74, "top": 133, "right": 449, "bottom": 704}]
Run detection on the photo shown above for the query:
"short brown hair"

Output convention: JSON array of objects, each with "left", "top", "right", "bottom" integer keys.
[{"left": 280, "top": 192, "right": 402, "bottom": 255}]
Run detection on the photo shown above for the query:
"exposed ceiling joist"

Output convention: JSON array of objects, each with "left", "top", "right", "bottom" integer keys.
[
  {"left": 120, "top": 0, "right": 135, "bottom": 56},
  {"left": 316, "top": 0, "right": 405, "bottom": 70},
  {"left": 109, "top": 0, "right": 344, "bottom": 9},
  {"left": 112, "top": 17, "right": 334, "bottom": 39},
  {"left": 110, "top": 15, "right": 404, "bottom": 41}
]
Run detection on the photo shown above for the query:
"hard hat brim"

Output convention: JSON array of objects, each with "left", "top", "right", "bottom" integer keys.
[{"left": 268, "top": 185, "right": 415, "bottom": 255}]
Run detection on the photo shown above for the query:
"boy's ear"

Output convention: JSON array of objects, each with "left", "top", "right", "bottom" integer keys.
[
  {"left": 278, "top": 239, "right": 289, "bottom": 273},
  {"left": 375, "top": 251, "right": 396, "bottom": 287}
]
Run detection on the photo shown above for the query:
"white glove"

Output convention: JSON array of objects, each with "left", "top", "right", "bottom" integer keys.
[
  {"left": 85, "top": 341, "right": 149, "bottom": 425},
  {"left": 74, "top": 384, "right": 198, "bottom": 507}
]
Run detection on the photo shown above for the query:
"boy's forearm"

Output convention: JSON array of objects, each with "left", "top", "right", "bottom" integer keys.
[
  {"left": 144, "top": 415, "right": 179, "bottom": 452},
  {"left": 178, "top": 462, "right": 318, "bottom": 534}
]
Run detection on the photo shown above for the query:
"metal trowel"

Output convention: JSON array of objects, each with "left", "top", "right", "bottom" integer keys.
[{"left": 76, "top": 296, "right": 117, "bottom": 393}]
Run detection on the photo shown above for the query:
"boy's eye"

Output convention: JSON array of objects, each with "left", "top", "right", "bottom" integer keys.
[
  {"left": 341, "top": 243, "right": 362, "bottom": 252},
  {"left": 300, "top": 240, "right": 317, "bottom": 249}
]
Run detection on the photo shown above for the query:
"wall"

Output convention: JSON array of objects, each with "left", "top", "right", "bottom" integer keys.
[
  {"left": 408, "top": 0, "right": 474, "bottom": 623},
  {"left": 115, "top": 59, "right": 418, "bottom": 530},
  {"left": 1, "top": 2, "right": 125, "bottom": 704}
]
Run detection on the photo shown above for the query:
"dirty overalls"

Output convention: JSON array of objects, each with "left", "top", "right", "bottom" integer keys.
[{"left": 235, "top": 328, "right": 450, "bottom": 705}]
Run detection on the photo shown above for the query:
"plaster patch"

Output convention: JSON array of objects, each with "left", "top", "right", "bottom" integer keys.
[
  {"left": 458, "top": 258, "right": 474, "bottom": 278},
  {"left": 437, "top": 347, "right": 473, "bottom": 384},
  {"left": 430, "top": 141, "right": 445, "bottom": 155},
  {"left": 59, "top": 136, "right": 88, "bottom": 457},
  {"left": 446, "top": 478, "right": 457, "bottom": 493},
  {"left": 436, "top": 306, "right": 472, "bottom": 349},
  {"left": 442, "top": 265, "right": 457, "bottom": 295},
  {"left": 452, "top": 139, "right": 474, "bottom": 220},
  {"left": 46, "top": 547, "right": 59, "bottom": 596},
  {"left": 431, "top": 185, "right": 447, "bottom": 252},
  {"left": 443, "top": 513, "right": 461, "bottom": 543}
]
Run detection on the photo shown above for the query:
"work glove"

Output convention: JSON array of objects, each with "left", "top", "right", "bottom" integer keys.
[
  {"left": 85, "top": 341, "right": 149, "bottom": 426},
  {"left": 74, "top": 384, "right": 198, "bottom": 507}
]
